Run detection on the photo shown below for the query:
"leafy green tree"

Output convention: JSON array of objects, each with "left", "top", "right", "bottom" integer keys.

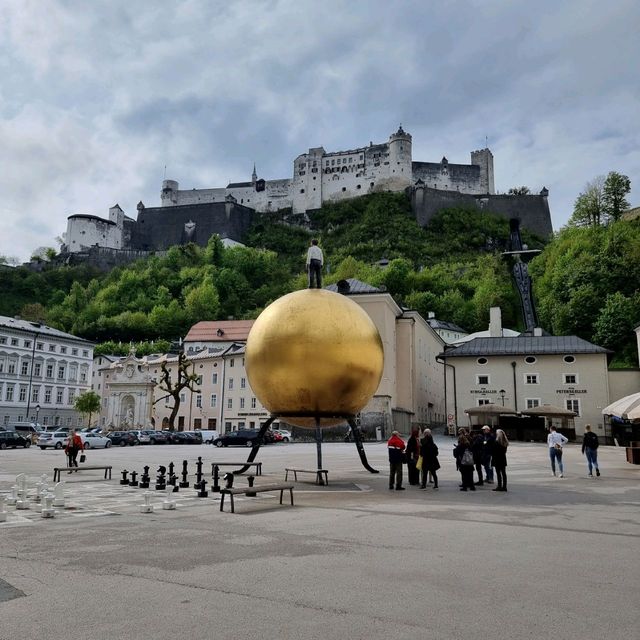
[
  {"left": 185, "top": 278, "right": 220, "bottom": 322},
  {"left": 570, "top": 176, "right": 605, "bottom": 227},
  {"left": 602, "top": 171, "right": 631, "bottom": 222},
  {"left": 592, "top": 292, "right": 640, "bottom": 356},
  {"left": 508, "top": 186, "right": 530, "bottom": 195},
  {"left": 20, "top": 303, "right": 48, "bottom": 323},
  {"left": 74, "top": 391, "right": 101, "bottom": 428}
]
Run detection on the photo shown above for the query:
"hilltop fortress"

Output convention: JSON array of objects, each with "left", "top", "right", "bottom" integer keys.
[{"left": 63, "top": 126, "right": 552, "bottom": 259}]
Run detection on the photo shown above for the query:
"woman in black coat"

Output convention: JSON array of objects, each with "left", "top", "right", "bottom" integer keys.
[
  {"left": 406, "top": 428, "right": 421, "bottom": 486},
  {"left": 419, "top": 429, "right": 440, "bottom": 489},
  {"left": 453, "top": 435, "right": 475, "bottom": 491},
  {"left": 491, "top": 429, "right": 509, "bottom": 492}
]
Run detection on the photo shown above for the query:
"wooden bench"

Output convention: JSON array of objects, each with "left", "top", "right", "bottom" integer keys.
[
  {"left": 285, "top": 467, "right": 329, "bottom": 485},
  {"left": 219, "top": 483, "right": 294, "bottom": 513},
  {"left": 53, "top": 466, "right": 112, "bottom": 482},
  {"left": 210, "top": 462, "right": 262, "bottom": 476}
]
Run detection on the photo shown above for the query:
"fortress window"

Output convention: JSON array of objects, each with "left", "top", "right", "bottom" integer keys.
[
  {"left": 300, "top": 189, "right": 305, "bottom": 193},
  {"left": 370, "top": 182, "right": 374, "bottom": 187},
  {"left": 356, "top": 185, "right": 361, "bottom": 189},
  {"left": 342, "top": 187, "right": 346, "bottom": 192}
]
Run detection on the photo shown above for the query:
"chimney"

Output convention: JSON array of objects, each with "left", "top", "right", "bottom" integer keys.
[
  {"left": 488, "top": 307, "right": 502, "bottom": 337},
  {"left": 427, "top": 311, "right": 435, "bottom": 319},
  {"left": 533, "top": 327, "right": 543, "bottom": 337}
]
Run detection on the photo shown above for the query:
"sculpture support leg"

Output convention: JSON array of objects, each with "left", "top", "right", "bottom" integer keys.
[
  {"left": 315, "top": 417, "right": 325, "bottom": 485},
  {"left": 348, "top": 418, "right": 379, "bottom": 474},
  {"left": 233, "top": 416, "right": 275, "bottom": 474}
]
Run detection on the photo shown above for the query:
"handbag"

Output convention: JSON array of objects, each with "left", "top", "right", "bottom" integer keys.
[
  {"left": 416, "top": 456, "right": 423, "bottom": 471},
  {"left": 80, "top": 453, "right": 86, "bottom": 463},
  {"left": 553, "top": 443, "right": 562, "bottom": 450},
  {"left": 461, "top": 449, "right": 474, "bottom": 466}
]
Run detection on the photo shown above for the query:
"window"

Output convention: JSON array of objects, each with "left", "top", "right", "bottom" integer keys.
[
  {"left": 19, "top": 386, "right": 27, "bottom": 402},
  {"left": 196, "top": 375, "right": 202, "bottom": 385},
  {"left": 478, "top": 398, "right": 491, "bottom": 406},
  {"left": 227, "top": 398, "right": 233, "bottom": 409},
  {"left": 24, "top": 340, "right": 31, "bottom": 348},
  {"left": 225, "top": 421, "right": 232, "bottom": 433},
  {"left": 11, "top": 338, "right": 18, "bottom": 346},
  {"left": 6, "top": 385, "right": 14, "bottom": 401},
  {"left": 66, "top": 417, "right": 72, "bottom": 426},
  {"left": 212, "top": 373, "right": 218, "bottom": 385},
  {"left": 476, "top": 375, "right": 490, "bottom": 385},
  {"left": 68, "top": 389, "right": 75, "bottom": 403},
  {"left": 240, "top": 398, "right": 245, "bottom": 409},
  {"left": 43, "top": 416, "right": 49, "bottom": 425},
  {"left": 525, "top": 374, "right": 539, "bottom": 385},
  {"left": 477, "top": 357, "right": 488, "bottom": 365},
  {"left": 196, "top": 395, "right": 202, "bottom": 408},
  {"left": 60, "top": 347, "right": 67, "bottom": 354},
  {"left": 524, "top": 356, "right": 536, "bottom": 364},
  {"left": 563, "top": 355, "right": 575, "bottom": 364},
  {"left": 31, "top": 387, "right": 39, "bottom": 402},
  {"left": 72, "top": 348, "right": 78, "bottom": 356},
  {"left": 34, "top": 362, "right": 41, "bottom": 377},
  {"left": 46, "top": 364, "right": 54, "bottom": 378},
  {"left": 228, "top": 378, "right": 234, "bottom": 390},
  {"left": 0, "top": 337, "right": 5, "bottom": 344},
  {"left": 44, "top": 387, "right": 52, "bottom": 404},
  {"left": 8, "top": 360, "right": 16, "bottom": 374},
  {"left": 229, "top": 359, "right": 234, "bottom": 368},
  {"left": 240, "top": 377, "right": 246, "bottom": 389},
  {"left": 21, "top": 361, "right": 29, "bottom": 375},
  {"left": 56, "top": 388, "right": 64, "bottom": 404},
  {"left": 251, "top": 397, "right": 256, "bottom": 409},
  {"left": 82, "top": 350, "right": 89, "bottom": 357},
  {"left": 526, "top": 398, "right": 540, "bottom": 409},
  {"left": 180, "top": 393, "right": 186, "bottom": 402},
  {"left": 79, "top": 370, "right": 87, "bottom": 383},
  {"left": 49, "top": 345, "right": 56, "bottom": 352},
  {"left": 564, "top": 374, "right": 577, "bottom": 385},
  {"left": 566, "top": 399, "right": 580, "bottom": 416},
  {"left": 210, "top": 394, "right": 217, "bottom": 408},
  {"left": 69, "top": 364, "right": 77, "bottom": 380},
  {"left": 57, "top": 365, "right": 66, "bottom": 380}
]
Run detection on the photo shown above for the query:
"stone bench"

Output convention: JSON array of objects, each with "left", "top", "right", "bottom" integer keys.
[
  {"left": 219, "top": 483, "right": 294, "bottom": 513},
  {"left": 285, "top": 467, "right": 329, "bottom": 485},
  {"left": 53, "top": 466, "right": 112, "bottom": 483}
]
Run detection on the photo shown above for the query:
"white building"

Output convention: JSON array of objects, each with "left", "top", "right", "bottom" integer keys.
[{"left": 0, "top": 315, "right": 94, "bottom": 428}]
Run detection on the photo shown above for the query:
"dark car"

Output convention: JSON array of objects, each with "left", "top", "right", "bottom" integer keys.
[
  {"left": 212, "top": 430, "right": 260, "bottom": 448},
  {"left": 171, "top": 432, "right": 202, "bottom": 444},
  {"left": 143, "top": 430, "right": 169, "bottom": 444},
  {"left": 0, "top": 431, "right": 32, "bottom": 449},
  {"left": 107, "top": 431, "right": 139, "bottom": 447}
]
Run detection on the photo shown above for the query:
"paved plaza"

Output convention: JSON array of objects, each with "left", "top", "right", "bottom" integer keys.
[{"left": 0, "top": 437, "right": 638, "bottom": 640}]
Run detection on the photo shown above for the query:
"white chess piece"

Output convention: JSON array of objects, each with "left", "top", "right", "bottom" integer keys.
[
  {"left": 140, "top": 492, "right": 154, "bottom": 514},
  {"left": 0, "top": 495, "right": 7, "bottom": 522},
  {"left": 15, "top": 493, "right": 30, "bottom": 510},
  {"left": 15, "top": 474, "right": 27, "bottom": 497},
  {"left": 52, "top": 482, "right": 65, "bottom": 508},
  {"left": 41, "top": 493, "right": 55, "bottom": 518},
  {"left": 33, "top": 481, "right": 44, "bottom": 503},
  {"left": 162, "top": 486, "right": 176, "bottom": 510},
  {"left": 7, "top": 486, "right": 18, "bottom": 506}
]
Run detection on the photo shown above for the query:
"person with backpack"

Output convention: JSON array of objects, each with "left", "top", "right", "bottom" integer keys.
[
  {"left": 581, "top": 424, "right": 601, "bottom": 478},
  {"left": 454, "top": 434, "right": 476, "bottom": 491}
]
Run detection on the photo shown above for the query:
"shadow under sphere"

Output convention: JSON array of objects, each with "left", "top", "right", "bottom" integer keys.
[{"left": 246, "top": 289, "right": 384, "bottom": 427}]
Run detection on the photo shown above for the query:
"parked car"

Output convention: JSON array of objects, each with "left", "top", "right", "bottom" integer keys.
[
  {"left": 12, "top": 423, "right": 42, "bottom": 439},
  {"left": 79, "top": 432, "right": 112, "bottom": 449},
  {"left": 41, "top": 426, "right": 69, "bottom": 434},
  {"left": 212, "top": 430, "right": 260, "bottom": 447},
  {"left": 107, "top": 431, "right": 139, "bottom": 447},
  {"left": 197, "top": 429, "right": 219, "bottom": 444},
  {"left": 37, "top": 431, "right": 70, "bottom": 449},
  {"left": 130, "top": 430, "right": 151, "bottom": 444},
  {"left": 273, "top": 429, "right": 292, "bottom": 442},
  {"left": 171, "top": 432, "right": 202, "bottom": 444},
  {"left": 0, "top": 431, "right": 32, "bottom": 449},
  {"left": 141, "top": 430, "right": 168, "bottom": 444}
]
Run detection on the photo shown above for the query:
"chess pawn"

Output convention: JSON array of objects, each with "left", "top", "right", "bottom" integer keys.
[
  {"left": 197, "top": 479, "right": 208, "bottom": 498},
  {"left": 15, "top": 474, "right": 27, "bottom": 498},
  {"left": 140, "top": 492, "right": 154, "bottom": 514},
  {"left": 0, "top": 495, "right": 7, "bottom": 522},
  {"left": 41, "top": 493, "right": 55, "bottom": 518},
  {"left": 7, "top": 486, "right": 18, "bottom": 506},
  {"left": 33, "top": 481, "right": 44, "bottom": 503},
  {"left": 15, "top": 491, "right": 30, "bottom": 510},
  {"left": 162, "top": 486, "right": 176, "bottom": 510},
  {"left": 52, "top": 482, "right": 65, "bottom": 508}
]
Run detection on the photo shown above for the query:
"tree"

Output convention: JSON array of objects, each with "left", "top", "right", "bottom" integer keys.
[
  {"left": 508, "top": 186, "right": 530, "bottom": 195},
  {"left": 74, "top": 391, "right": 101, "bottom": 428},
  {"left": 20, "top": 303, "right": 47, "bottom": 323},
  {"left": 570, "top": 176, "right": 605, "bottom": 227},
  {"left": 154, "top": 352, "right": 200, "bottom": 430},
  {"left": 602, "top": 171, "right": 631, "bottom": 222}
]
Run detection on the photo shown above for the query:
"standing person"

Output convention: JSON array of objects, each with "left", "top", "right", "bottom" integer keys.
[
  {"left": 419, "top": 428, "right": 440, "bottom": 489},
  {"left": 306, "top": 239, "right": 324, "bottom": 289},
  {"left": 406, "top": 428, "right": 421, "bottom": 486},
  {"left": 387, "top": 430, "right": 406, "bottom": 491},
  {"left": 454, "top": 434, "right": 476, "bottom": 491},
  {"left": 547, "top": 426, "right": 569, "bottom": 477},
  {"left": 492, "top": 429, "right": 509, "bottom": 491},
  {"left": 471, "top": 430, "right": 485, "bottom": 485},
  {"left": 581, "top": 424, "right": 601, "bottom": 477},
  {"left": 481, "top": 425, "right": 495, "bottom": 484},
  {"left": 65, "top": 429, "right": 84, "bottom": 473}
]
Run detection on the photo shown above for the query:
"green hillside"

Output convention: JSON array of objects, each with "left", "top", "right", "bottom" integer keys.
[{"left": 1, "top": 192, "right": 639, "bottom": 366}]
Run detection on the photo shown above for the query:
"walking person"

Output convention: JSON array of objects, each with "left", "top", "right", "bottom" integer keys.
[
  {"left": 65, "top": 429, "right": 84, "bottom": 473},
  {"left": 581, "top": 424, "right": 601, "bottom": 477},
  {"left": 481, "top": 425, "right": 495, "bottom": 484},
  {"left": 387, "top": 431, "right": 406, "bottom": 491},
  {"left": 547, "top": 425, "right": 569, "bottom": 477},
  {"left": 492, "top": 429, "right": 509, "bottom": 491},
  {"left": 419, "top": 428, "right": 440, "bottom": 489},
  {"left": 454, "top": 434, "right": 476, "bottom": 491},
  {"left": 406, "top": 428, "right": 421, "bottom": 486},
  {"left": 306, "top": 239, "right": 324, "bottom": 288}
]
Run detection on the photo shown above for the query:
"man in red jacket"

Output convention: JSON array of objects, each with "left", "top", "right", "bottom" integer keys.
[{"left": 387, "top": 431, "right": 406, "bottom": 491}]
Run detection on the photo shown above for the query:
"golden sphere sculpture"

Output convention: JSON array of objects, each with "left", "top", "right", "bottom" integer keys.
[{"left": 246, "top": 289, "right": 384, "bottom": 427}]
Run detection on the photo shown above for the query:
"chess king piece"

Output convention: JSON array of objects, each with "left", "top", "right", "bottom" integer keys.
[
  {"left": 41, "top": 493, "right": 55, "bottom": 518},
  {"left": 179, "top": 460, "right": 189, "bottom": 488}
]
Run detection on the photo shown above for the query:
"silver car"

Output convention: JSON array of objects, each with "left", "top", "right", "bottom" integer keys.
[
  {"left": 80, "top": 432, "right": 112, "bottom": 449},
  {"left": 130, "top": 430, "right": 151, "bottom": 444},
  {"left": 37, "top": 431, "right": 70, "bottom": 450}
]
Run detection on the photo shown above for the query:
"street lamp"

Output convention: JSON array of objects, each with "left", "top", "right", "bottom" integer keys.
[
  {"left": 499, "top": 389, "right": 506, "bottom": 406},
  {"left": 35, "top": 404, "right": 41, "bottom": 426}
]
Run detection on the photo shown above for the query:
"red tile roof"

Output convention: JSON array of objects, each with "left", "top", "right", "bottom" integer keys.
[{"left": 184, "top": 320, "right": 254, "bottom": 343}]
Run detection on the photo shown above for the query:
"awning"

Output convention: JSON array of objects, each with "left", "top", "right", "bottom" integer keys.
[
  {"left": 464, "top": 403, "right": 517, "bottom": 416},
  {"left": 521, "top": 404, "right": 577, "bottom": 417},
  {"left": 602, "top": 392, "right": 640, "bottom": 422}
]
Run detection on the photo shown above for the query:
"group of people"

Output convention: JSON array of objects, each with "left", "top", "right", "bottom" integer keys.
[{"left": 387, "top": 422, "right": 602, "bottom": 491}]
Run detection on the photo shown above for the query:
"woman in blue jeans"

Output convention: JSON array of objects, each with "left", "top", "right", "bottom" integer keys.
[{"left": 547, "top": 426, "right": 569, "bottom": 477}]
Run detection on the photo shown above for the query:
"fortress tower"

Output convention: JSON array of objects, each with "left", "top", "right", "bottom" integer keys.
[
  {"left": 388, "top": 125, "right": 413, "bottom": 188},
  {"left": 470, "top": 148, "right": 495, "bottom": 194},
  {"left": 161, "top": 179, "right": 179, "bottom": 206}
]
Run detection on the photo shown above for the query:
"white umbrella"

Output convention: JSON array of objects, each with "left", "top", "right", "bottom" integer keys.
[{"left": 602, "top": 392, "right": 640, "bottom": 420}]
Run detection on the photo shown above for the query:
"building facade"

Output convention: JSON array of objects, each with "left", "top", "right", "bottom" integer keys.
[{"left": 0, "top": 316, "right": 94, "bottom": 428}]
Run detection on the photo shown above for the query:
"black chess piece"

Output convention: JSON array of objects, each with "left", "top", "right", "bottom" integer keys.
[
  {"left": 197, "top": 479, "right": 208, "bottom": 498},
  {"left": 139, "top": 465, "right": 150, "bottom": 489},
  {"left": 246, "top": 475, "right": 256, "bottom": 497},
  {"left": 211, "top": 464, "right": 221, "bottom": 493},
  {"left": 194, "top": 456, "right": 204, "bottom": 490},
  {"left": 155, "top": 465, "right": 167, "bottom": 490},
  {"left": 129, "top": 471, "right": 139, "bottom": 487},
  {"left": 223, "top": 472, "right": 234, "bottom": 489},
  {"left": 120, "top": 470, "right": 129, "bottom": 485},
  {"left": 179, "top": 460, "right": 189, "bottom": 488},
  {"left": 168, "top": 462, "right": 175, "bottom": 479}
]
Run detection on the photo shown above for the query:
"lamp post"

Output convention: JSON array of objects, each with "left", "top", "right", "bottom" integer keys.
[
  {"left": 35, "top": 404, "right": 41, "bottom": 427},
  {"left": 499, "top": 389, "right": 506, "bottom": 406}
]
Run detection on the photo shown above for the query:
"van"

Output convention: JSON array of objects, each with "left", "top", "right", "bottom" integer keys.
[
  {"left": 195, "top": 429, "right": 219, "bottom": 444},
  {"left": 11, "top": 422, "right": 42, "bottom": 437}
]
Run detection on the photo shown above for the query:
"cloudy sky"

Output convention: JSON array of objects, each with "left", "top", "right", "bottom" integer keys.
[{"left": 1, "top": 0, "right": 638, "bottom": 262}]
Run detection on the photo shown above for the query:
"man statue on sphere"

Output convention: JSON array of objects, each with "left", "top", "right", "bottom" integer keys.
[{"left": 306, "top": 239, "right": 324, "bottom": 289}]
